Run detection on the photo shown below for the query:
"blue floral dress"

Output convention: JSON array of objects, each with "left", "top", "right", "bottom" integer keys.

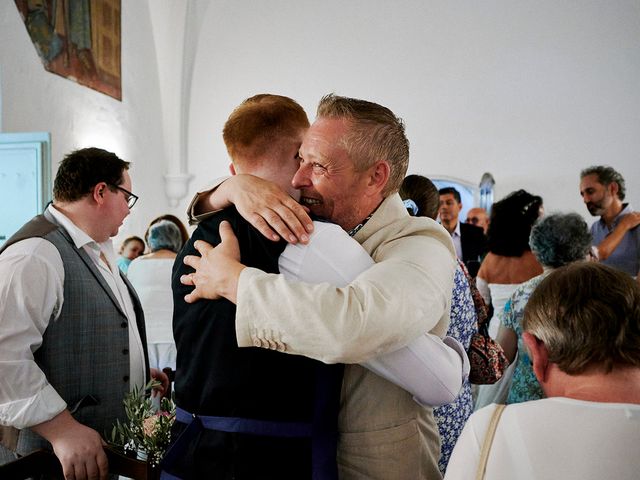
[
  {"left": 434, "top": 264, "right": 477, "bottom": 474},
  {"left": 501, "top": 271, "right": 550, "bottom": 404}
]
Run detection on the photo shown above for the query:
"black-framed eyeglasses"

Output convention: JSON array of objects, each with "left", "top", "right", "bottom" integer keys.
[{"left": 108, "top": 184, "right": 139, "bottom": 209}]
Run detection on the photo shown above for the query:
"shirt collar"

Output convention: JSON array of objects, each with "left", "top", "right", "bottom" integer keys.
[
  {"left": 45, "top": 204, "right": 116, "bottom": 260},
  {"left": 452, "top": 220, "right": 461, "bottom": 238},
  {"left": 46, "top": 204, "right": 96, "bottom": 250},
  {"left": 348, "top": 213, "right": 374, "bottom": 237}
]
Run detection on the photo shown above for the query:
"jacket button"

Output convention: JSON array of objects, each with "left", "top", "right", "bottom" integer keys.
[
  {"left": 123, "top": 375, "right": 129, "bottom": 382},
  {"left": 122, "top": 348, "right": 129, "bottom": 355},
  {"left": 121, "top": 321, "right": 127, "bottom": 328}
]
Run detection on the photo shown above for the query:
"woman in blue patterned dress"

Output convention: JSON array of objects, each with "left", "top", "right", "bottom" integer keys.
[
  {"left": 400, "top": 175, "right": 479, "bottom": 473},
  {"left": 496, "top": 213, "right": 592, "bottom": 403},
  {"left": 433, "top": 262, "right": 477, "bottom": 472}
]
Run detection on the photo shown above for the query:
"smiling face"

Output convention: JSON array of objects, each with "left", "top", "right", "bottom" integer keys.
[
  {"left": 579, "top": 174, "right": 616, "bottom": 217},
  {"left": 292, "top": 117, "right": 380, "bottom": 231}
]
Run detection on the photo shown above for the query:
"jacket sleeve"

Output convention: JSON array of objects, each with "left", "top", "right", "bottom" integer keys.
[{"left": 235, "top": 224, "right": 457, "bottom": 364}]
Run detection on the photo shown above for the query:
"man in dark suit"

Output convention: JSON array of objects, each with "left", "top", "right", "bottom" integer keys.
[
  {"left": 438, "top": 187, "right": 487, "bottom": 277},
  {"left": 165, "top": 95, "right": 343, "bottom": 479}
]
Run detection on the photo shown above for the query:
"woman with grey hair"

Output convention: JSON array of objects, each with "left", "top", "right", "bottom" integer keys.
[
  {"left": 495, "top": 212, "right": 592, "bottom": 404},
  {"left": 446, "top": 262, "right": 640, "bottom": 479},
  {"left": 128, "top": 219, "right": 184, "bottom": 370}
]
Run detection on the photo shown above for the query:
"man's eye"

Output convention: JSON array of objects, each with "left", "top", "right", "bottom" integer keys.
[{"left": 312, "top": 163, "right": 327, "bottom": 172}]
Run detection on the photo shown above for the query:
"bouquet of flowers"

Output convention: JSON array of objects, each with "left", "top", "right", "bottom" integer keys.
[{"left": 108, "top": 380, "right": 175, "bottom": 468}]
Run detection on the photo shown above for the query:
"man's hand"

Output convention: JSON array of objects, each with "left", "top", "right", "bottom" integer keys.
[
  {"left": 150, "top": 368, "right": 170, "bottom": 397},
  {"left": 596, "top": 211, "right": 640, "bottom": 260},
  {"left": 31, "top": 410, "right": 108, "bottom": 480},
  {"left": 219, "top": 175, "right": 313, "bottom": 244},
  {"left": 182, "top": 221, "right": 244, "bottom": 304}
]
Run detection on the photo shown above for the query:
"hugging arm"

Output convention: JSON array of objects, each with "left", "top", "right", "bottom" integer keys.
[
  {"left": 187, "top": 174, "right": 313, "bottom": 243},
  {"left": 278, "top": 222, "right": 466, "bottom": 406},
  {"left": 594, "top": 212, "right": 640, "bottom": 261}
]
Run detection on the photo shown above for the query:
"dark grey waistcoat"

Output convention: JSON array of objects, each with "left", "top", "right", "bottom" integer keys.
[{"left": 0, "top": 215, "right": 149, "bottom": 456}]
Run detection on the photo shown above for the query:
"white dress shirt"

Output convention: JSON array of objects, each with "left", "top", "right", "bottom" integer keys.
[
  {"left": 451, "top": 221, "right": 463, "bottom": 260},
  {"left": 0, "top": 205, "right": 145, "bottom": 429},
  {"left": 279, "top": 221, "right": 469, "bottom": 407}
]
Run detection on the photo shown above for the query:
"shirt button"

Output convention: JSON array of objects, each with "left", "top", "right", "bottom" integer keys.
[
  {"left": 121, "top": 322, "right": 127, "bottom": 328},
  {"left": 123, "top": 375, "right": 130, "bottom": 382},
  {"left": 122, "top": 348, "right": 129, "bottom": 355}
]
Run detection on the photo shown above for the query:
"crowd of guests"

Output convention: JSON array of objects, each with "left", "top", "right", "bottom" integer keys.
[{"left": 0, "top": 93, "right": 638, "bottom": 480}]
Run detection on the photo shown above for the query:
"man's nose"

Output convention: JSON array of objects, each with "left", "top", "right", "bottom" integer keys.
[{"left": 292, "top": 164, "right": 311, "bottom": 188}]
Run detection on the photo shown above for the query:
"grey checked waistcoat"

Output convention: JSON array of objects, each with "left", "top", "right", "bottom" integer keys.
[{"left": 0, "top": 215, "right": 149, "bottom": 455}]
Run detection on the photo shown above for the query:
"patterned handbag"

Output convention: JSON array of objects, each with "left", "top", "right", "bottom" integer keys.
[{"left": 465, "top": 273, "right": 509, "bottom": 385}]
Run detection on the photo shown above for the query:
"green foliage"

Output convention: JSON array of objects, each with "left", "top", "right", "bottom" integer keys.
[{"left": 108, "top": 380, "right": 175, "bottom": 468}]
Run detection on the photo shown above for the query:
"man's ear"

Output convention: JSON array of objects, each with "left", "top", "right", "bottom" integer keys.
[
  {"left": 229, "top": 163, "right": 237, "bottom": 176},
  {"left": 93, "top": 182, "right": 107, "bottom": 204},
  {"left": 609, "top": 181, "right": 619, "bottom": 197},
  {"left": 366, "top": 160, "right": 390, "bottom": 195},
  {"left": 523, "top": 332, "right": 550, "bottom": 383}
]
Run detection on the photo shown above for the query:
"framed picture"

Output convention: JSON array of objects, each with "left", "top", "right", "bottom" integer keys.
[{"left": 14, "top": 0, "right": 122, "bottom": 100}]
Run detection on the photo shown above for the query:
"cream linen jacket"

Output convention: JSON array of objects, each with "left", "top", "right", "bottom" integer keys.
[{"left": 235, "top": 194, "right": 457, "bottom": 480}]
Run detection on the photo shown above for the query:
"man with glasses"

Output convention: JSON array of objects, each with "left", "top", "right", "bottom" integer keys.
[
  {"left": 465, "top": 207, "right": 489, "bottom": 235},
  {"left": 109, "top": 184, "right": 139, "bottom": 209},
  {"left": 0, "top": 147, "right": 166, "bottom": 480}
]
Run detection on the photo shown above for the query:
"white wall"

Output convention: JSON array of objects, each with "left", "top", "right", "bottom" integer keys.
[
  {"left": 0, "top": 1, "right": 182, "bottom": 244},
  {"left": 188, "top": 0, "right": 640, "bottom": 218},
  {"left": 2, "top": 0, "right": 639, "bottom": 244}
]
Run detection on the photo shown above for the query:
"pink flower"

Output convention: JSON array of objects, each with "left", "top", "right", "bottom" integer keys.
[{"left": 142, "top": 416, "right": 159, "bottom": 437}]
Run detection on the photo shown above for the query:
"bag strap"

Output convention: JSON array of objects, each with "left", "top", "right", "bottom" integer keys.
[{"left": 475, "top": 404, "right": 506, "bottom": 480}]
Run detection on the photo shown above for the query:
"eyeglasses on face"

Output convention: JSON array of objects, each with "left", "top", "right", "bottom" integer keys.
[{"left": 108, "top": 184, "right": 139, "bottom": 209}]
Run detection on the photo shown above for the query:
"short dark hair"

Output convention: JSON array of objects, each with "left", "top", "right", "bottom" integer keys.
[
  {"left": 580, "top": 165, "right": 626, "bottom": 201},
  {"left": 53, "top": 148, "right": 129, "bottom": 202},
  {"left": 438, "top": 187, "right": 461, "bottom": 204},
  {"left": 487, "top": 189, "right": 543, "bottom": 257},
  {"left": 529, "top": 213, "right": 592, "bottom": 268},
  {"left": 524, "top": 262, "right": 640, "bottom": 374},
  {"left": 399, "top": 174, "right": 440, "bottom": 219},
  {"left": 223, "top": 94, "right": 309, "bottom": 167},
  {"left": 316, "top": 94, "right": 409, "bottom": 196}
]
